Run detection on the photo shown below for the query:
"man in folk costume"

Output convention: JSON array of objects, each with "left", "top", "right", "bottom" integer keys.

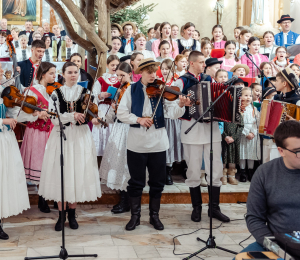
[
  {"left": 175, "top": 51, "right": 230, "bottom": 223},
  {"left": 275, "top": 15, "right": 300, "bottom": 46},
  {"left": 117, "top": 58, "right": 190, "bottom": 231},
  {"left": 119, "top": 21, "right": 136, "bottom": 55},
  {"left": 18, "top": 40, "right": 46, "bottom": 90}
]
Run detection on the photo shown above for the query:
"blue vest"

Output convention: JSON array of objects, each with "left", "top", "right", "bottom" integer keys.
[
  {"left": 0, "top": 103, "right": 10, "bottom": 132},
  {"left": 180, "top": 72, "right": 212, "bottom": 120},
  {"left": 18, "top": 59, "right": 35, "bottom": 88},
  {"left": 275, "top": 31, "right": 300, "bottom": 46},
  {"left": 130, "top": 80, "right": 165, "bottom": 129},
  {"left": 119, "top": 37, "right": 135, "bottom": 54}
]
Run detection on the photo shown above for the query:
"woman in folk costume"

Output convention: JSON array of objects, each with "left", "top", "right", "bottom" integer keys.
[
  {"left": 211, "top": 25, "right": 226, "bottom": 50},
  {"left": 100, "top": 62, "right": 133, "bottom": 214},
  {"left": 20, "top": 62, "right": 59, "bottom": 214},
  {"left": 39, "top": 62, "right": 102, "bottom": 231},
  {"left": 0, "top": 32, "right": 11, "bottom": 61},
  {"left": 235, "top": 29, "right": 252, "bottom": 59},
  {"left": 218, "top": 40, "right": 241, "bottom": 71},
  {"left": 92, "top": 55, "right": 120, "bottom": 157},
  {"left": 241, "top": 36, "right": 269, "bottom": 78},
  {"left": 129, "top": 33, "right": 156, "bottom": 60},
  {"left": 259, "top": 31, "right": 278, "bottom": 61},
  {"left": 0, "top": 79, "right": 43, "bottom": 240},
  {"left": 41, "top": 35, "right": 53, "bottom": 62},
  {"left": 177, "top": 22, "right": 201, "bottom": 54},
  {"left": 16, "top": 34, "right": 31, "bottom": 62},
  {"left": 270, "top": 46, "right": 290, "bottom": 76}
]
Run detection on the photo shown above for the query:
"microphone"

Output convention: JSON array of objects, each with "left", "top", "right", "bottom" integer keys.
[
  {"left": 242, "top": 48, "right": 249, "bottom": 53},
  {"left": 223, "top": 75, "right": 239, "bottom": 85},
  {"left": 51, "top": 94, "right": 57, "bottom": 101}
]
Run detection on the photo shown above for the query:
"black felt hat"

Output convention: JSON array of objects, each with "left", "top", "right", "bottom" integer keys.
[
  {"left": 120, "top": 55, "right": 131, "bottom": 62},
  {"left": 234, "top": 78, "right": 248, "bottom": 87},
  {"left": 277, "top": 14, "right": 294, "bottom": 24},
  {"left": 280, "top": 67, "right": 299, "bottom": 90},
  {"left": 262, "top": 87, "right": 277, "bottom": 100},
  {"left": 263, "top": 77, "right": 276, "bottom": 89},
  {"left": 205, "top": 58, "right": 223, "bottom": 67}
]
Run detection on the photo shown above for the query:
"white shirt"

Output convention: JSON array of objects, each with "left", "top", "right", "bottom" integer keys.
[
  {"left": 117, "top": 83, "right": 185, "bottom": 153},
  {"left": 175, "top": 79, "right": 222, "bottom": 145},
  {"left": 58, "top": 44, "right": 78, "bottom": 61},
  {"left": 0, "top": 43, "right": 10, "bottom": 58},
  {"left": 124, "top": 39, "right": 132, "bottom": 55},
  {"left": 283, "top": 31, "right": 300, "bottom": 44},
  {"left": 236, "top": 43, "right": 248, "bottom": 58},
  {"left": 16, "top": 46, "right": 31, "bottom": 61},
  {"left": 27, "top": 84, "right": 50, "bottom": 101},
  {"left": 129, "top": 50, "right": 156, "bottom": 60},
  {"left": 178, "top": 38, "right": 201, "bottom": 51},
  {"left": 42, "top": 47, "right": 53, "bottom": 62}
]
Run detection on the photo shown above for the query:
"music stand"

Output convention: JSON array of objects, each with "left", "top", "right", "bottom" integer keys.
[
  {"left": 25, "top": 97, "right": 97, "bottom": 260},
  {"left": 183, "top": 81, "right": 239, "bottom": 259}
]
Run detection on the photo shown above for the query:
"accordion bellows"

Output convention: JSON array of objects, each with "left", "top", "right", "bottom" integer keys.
[
  {"left": 259, "top": 99, "right": 298, "bottom": 137},
  {"left": 187, "top": 82, "right": 242, "bottom": 124}
]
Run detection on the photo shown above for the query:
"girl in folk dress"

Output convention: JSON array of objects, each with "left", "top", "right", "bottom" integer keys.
[
  {"left": 129, "top": 33, "right": 156, "bottom": 60},
  {"left": 259, "top": 31, "right": 278, "bottom": 61},
  {"left": 156, "top": 40, "right": 173, "bottom": 63},
  {"left": 201, "top": 40, "right": 213, "bottom": 60},
  {"left": 159, "top": 59, "right": 184, "bottom": 185},
  {"left": 20, "top": 62, "right": 57, "bottom": 213},
  {"left": 147, "top": 27, "right": 155, "bottom": 41},
  {"left": 177, "top": 22, "right": 201, "bottom": 53},
  {"left": 130, "top": 52, "right": 144, "bottom": 82},
  {"left": 250, "top": 83, "right": 262, "bottom": 102},
  {"left": 211, "top": 25, "right": 226, "bottom": 50},
  {"left": 107, "top": 37, "right": 125, "bottom": 59},
  {"left": 171, "top": 24, "right": 179, "bottom": 40},
  {"left": 236, "top": 29, "right": 252, "bottom": 59},
  {"left": 218, "top": 40, "right": 241, "bottom": 71},
  {"left": 152, "top": 22, "right": 179, "bottom": 59},
  {"left": 39, "top": 62, "right": 102, "bottom": 231},
  {"left": 270, "top": 46, "right": 290, "bottom": 76},
  {"left": 92, "top": 55, "right": 120, "bottom": 157},
  {"left": 175, "top": 54, "right": 187, "bottom": 77},
  {"left": 234, "top": 26, "right": 244, "bottom": 42},
  {"left": 241, "top": 36, "right": 269, "bottom": 78},
  {"left": 100, "top": 62, "right": 133, "bottom": 214},
  {"left": 239, "top": 87, "right": 261, "bottom": 182}
]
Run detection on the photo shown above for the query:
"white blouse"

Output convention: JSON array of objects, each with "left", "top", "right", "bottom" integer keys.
[
  {"left": 0, "top": 43, "right": 10, "bottom": 58},
  {"left": 16, "top": 46, "right": 31, "bottom": 62},
  {"left": 129, "top": 50, "right": 156, "bottom": 60},
  {"left": 117, "top": 82, "right": 185, "bottom": 153},
  {"left": 178, "top": 38, "right": 201, "bottom": 51},
  {"left": 42, "top": 48, "right": 53, "bottom": 62}
]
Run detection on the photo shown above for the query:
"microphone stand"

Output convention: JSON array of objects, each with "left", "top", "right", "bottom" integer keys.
[
  {"left": 244, "top": 50, "right": 276, "bottom": 89},
  {"left": 183, "top": 82, "right": 238, "bottom": 259},
  {"left": 25, "top": 98, "right": 97, "bottom": 260}
]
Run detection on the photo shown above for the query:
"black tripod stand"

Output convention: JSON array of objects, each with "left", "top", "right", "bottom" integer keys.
[
  {"left": 182, "top": 81, "right": 238, "bottom": 259},
  {"left": 25, "top": 96, "right": 97, "bottom": 260}
]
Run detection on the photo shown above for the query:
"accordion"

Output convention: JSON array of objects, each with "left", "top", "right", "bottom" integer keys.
[
  {"left": 259, "top": 99, "right": 297, "bottom": 137},
  {"left": 187, "top": 82, "right": 242, "bottom": 123}
]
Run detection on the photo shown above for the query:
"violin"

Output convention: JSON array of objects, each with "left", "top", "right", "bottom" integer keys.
[
  {"left": 81, "top": 93, "right": 108, "bottom": 128},
  {"left": 146, "top": 79, "right": 199, "bottom": 105},
  {"left": 6, "top": 35, "right": 22, "bottom": 92},
  {"left": 1, "top": 86, "right": 57, "bottom": 116},
  {"left": 46, "top": 82, "right": 62, "bottom": 95},
  {"left": 114, "top": 81, "right": 131, "bottom": 112}
]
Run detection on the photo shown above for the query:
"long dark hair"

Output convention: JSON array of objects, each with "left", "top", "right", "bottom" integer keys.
[
  {"left": 36, "top": 62, "right": 56, "bottom": 82},
  {"left": 224, "top": 40, "right": 239, "bottom": 62},
  {"left": 62, "top": 61, "right": 78, "bottom": 74},
  {"left": 211, "top": 25, "right": 224, "bottom": 43},
  {"left": 159, "top": 22, "right": 174, "bottom": 52}
]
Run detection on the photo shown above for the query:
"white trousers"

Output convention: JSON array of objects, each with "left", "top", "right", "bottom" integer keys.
[
  {"left": 263, "top": 139, "right": 281, "bottom": 163},
  {"left": 183, "top": 142, "right": 223, "bottom": 187}
]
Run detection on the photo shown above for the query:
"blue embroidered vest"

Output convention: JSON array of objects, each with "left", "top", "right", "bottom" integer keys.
[
  {"left": 0, "top": 103, "right": 10, "bottom": 132},
  {"left": 180, "top": 72, "right": 212, "bottom": 120},
  {"left": 275, "top": 31, "right": 300, "bottom": 46},
  {"left": 177, "top": 39, "right": 197, "bottom": 54},
  {"left": 119, "top": 37, "right": 135, "bottom": 54},
  {"left": 130, "top": 80, "right": 165, "bottom": 129}
]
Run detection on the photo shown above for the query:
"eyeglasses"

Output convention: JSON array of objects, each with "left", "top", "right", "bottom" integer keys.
[{"left": 283, "top": 148, "right": 300, "bottom": 158}]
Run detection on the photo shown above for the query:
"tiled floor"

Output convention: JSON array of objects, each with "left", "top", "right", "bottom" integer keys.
[{"left": 0, "top": 203, "right": 252, "bottom": 260}]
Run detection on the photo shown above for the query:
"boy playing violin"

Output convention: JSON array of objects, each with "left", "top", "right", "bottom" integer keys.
[{"left": 117, "top": 57, "right": 190, "bottom": 231}]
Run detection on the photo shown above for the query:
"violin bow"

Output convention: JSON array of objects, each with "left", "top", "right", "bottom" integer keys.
[
  {"left": 0, "top": 74, "right": 20, "bottom": 87},
  {"left": 150, "top": 61, "right": 175, "bottom": 123},
  {"left": 16, "top": 60, "right": 41, "bottom": 118}
]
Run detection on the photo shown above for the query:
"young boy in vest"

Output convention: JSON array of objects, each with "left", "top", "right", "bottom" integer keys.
[
  {"left": 117, "top": 58, "right": 190, "bottom": 231},
  {"left": 175, "top": 51, "right": 230, "bottom": 223},
  {"left": 111, "top": 23, "right": 123, "bottom": 37},
  {"left": 119, "top": 21, "right": 136, "bottom": 54}
]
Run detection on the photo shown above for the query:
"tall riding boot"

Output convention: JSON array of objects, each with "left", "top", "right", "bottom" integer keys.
[
  {"left": 111, "top": 190, "right": 130, "bottom": 214},
  {"left": 149, "top": 197, "right": 164, "bottom": 230},
  {"left": 0, "top": 220, "right": 9, "bottom": 240},
  {"left": 189, "top": 186, "right": 202, "bottom": 222},
  {"left": 68, "top": 208, "right": 79, "bottom": 229},
  {"left": 166, "top": 166, "right": 173, "bottom": 185},
  {"left": 207, "top": 186, "right": 230, "bottom": 222},
  {"left": 221, "top": 168, "right": 228, "bottom": 185},
  {"left": 38, "top": 195, "right": 51, "bottom": 213},
  {"left": 239, "top": 169, "right": 247, "bottom": 182},
  {"left": 55, "top": 210, "right": 66, "bottom": 231},
  {"left": 227, "top": 168, "right": 238, "bottom": 185},
  {"left": 200, "top": 171, "right": 208, "bottom": 187},
  {"left": 125, "top": 196, "right": 141, "bottom": 231}
]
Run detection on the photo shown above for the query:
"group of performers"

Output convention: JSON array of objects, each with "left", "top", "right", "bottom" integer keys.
[{"left": 1, "top": 14, "right": 300, "bottom": 242}]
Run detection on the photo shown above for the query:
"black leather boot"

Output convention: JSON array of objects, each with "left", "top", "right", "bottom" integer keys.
[
  {"left": 189, "top": 186, "right": 202, "bottom": 222},
  {"left": 53, "top": 201, "right": 58, "bottom": 209},
  {"left": 0, "top": 220, "right": 9, "bottom": 240},
  {"left": 112, "top": 190, "right": 121, "bottom": 210},
  {"left": 38, "top": 195, "right": 51, "bottom": 213},
  {"left": 180, "top": 161, "right": 188, "bottom": 179},
  {"left": 149, "top": 197, "right": 164, "bottom": 230},
  {"left": 247, "top": 169, "right": 254, "bottom": 182},
  {"left": 239, "top": 169, "right": 247, "bottom": 182},
  {"left": 207, "top": 186, "right": 230, "bottom": 222},
  {"left": 166, "top": 166, "right": 173, "bottom": 185},
  {"left": 68, "top": 208, "right": 79, "bottom": 229},
  {"left": 55, "top": 210, "right": 66, "bottom": 231},
  {"left": 111, "top": 190, "right": 130, "bottom": 214},
  {"left": 125, "top": 196, "right": 141, "bottom": 231}
]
